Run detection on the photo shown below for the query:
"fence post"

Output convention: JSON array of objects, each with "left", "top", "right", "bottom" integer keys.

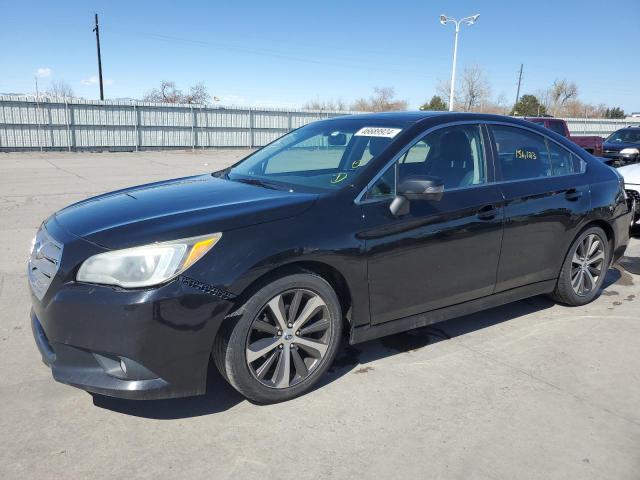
[
  {"left": 133, "top": 102, "right": 139, "bottom": 152},
  {"left": 69, "top": 101, "right": 76, "bottom": 151},
  {"left": 65, "top": 98, "right": 71, "bottom": 152},
  {"left": 287, "top": 111, "right": 292, "bottom": 132},
  {"left": 47, "top": 101, "right": 54, "bottom": 149},
  {"left": 190, "top": 104, "right": 196, "bottom": 150},
  {"left": 202, "top": 104, "right": 206, "bottom": 150},
  {"left": 35, "top": 96, "right": 43, "bottom": 151},
  {"left": 249, "top": 108, "right": 254, "bottom": 148}
]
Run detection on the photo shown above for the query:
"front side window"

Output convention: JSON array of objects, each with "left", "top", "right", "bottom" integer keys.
[
  {"left": 491, "top": 125, "right": 583, "bottom": 181},
  {"left": 398, "top": 124, "right": 487, "bottom": 189},
  {"left": 363, "top": 124, "right": 487, "bottom": 200},
  {"left": 228, "top": 120, "right": 404, "bottom": 191}
]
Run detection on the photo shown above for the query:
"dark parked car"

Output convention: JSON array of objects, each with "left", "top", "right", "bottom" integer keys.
[
  {"left": 603, "top": 127, "right": 640, "bottom": 166},
  {"left": 30, "top": 112, "right": 631, "bottom": 404}
]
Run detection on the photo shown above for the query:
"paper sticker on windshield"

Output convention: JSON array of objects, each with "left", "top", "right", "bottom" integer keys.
[{"left": 354, "top": 127, "right": 402, "bottom": 138}]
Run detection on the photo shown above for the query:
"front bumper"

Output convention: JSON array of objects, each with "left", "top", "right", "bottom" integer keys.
[
  {"left": 603, "top": 151, "right": 639, "bottom": 167},
  {"left": 626, "top": 185, "right": 640, "bottom": 225},
  {"left": 29, "top": 219, "right": 235, "bottom": 400},
  {"left": 31, "top": 275, "right": 233, "bottom": 400},
  {"left": 31, "top": 310, "right": 171, "bottom": 399}
]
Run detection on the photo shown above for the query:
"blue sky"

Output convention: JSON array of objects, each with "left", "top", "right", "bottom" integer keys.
[{"left": 1, "top": 0, "right": 638, "bottom": 111}]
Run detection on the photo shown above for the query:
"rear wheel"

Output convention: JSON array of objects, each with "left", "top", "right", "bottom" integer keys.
[
  {"left": 213, "top": 273, "right": 342, "bottom": 403},
  {"left": 550, "top": 226, "right": 610, "bottom": 306}
]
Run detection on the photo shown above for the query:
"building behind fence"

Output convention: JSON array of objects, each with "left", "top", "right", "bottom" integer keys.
[{"left": 1, "top": 95, "right": 639, "bottom": 152}]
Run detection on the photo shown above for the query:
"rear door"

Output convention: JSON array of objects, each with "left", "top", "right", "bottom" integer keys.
[{"left": 488, "top": 123, "right": 590, "bottom": 292}]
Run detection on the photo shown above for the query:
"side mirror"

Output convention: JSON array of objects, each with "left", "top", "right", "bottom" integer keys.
[{"left": 390, "top": 175, "right": 444, "bottom": 216}]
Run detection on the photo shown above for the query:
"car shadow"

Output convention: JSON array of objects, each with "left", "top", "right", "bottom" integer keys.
[
  {"left": 93, "top": 268, "right": 626, "bottom": 419},
  {"left": 91, "top": 367, "right": 245, "bottom": 419},
  {"left": 317, "top": 266, "right": 627, "bottom": 390}
]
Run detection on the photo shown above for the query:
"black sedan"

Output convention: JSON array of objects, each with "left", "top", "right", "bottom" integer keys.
[
  {"left": 603, "top": 127, "right": 640, "bottom": 165},
  {"left": 30, "top": 112, "right": 632, "bottom": 404}
]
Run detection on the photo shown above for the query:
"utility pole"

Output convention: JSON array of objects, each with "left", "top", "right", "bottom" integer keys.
[
  {"left": 514, "top": 63, "right": 523, "bottom": 109},
  {"left": 93, "top": 13, "right": 104, "bottom": 101}
]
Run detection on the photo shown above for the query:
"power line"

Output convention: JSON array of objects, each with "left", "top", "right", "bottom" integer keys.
[{"left": 100, "top": 26, "right": 440, "bottom": 80}]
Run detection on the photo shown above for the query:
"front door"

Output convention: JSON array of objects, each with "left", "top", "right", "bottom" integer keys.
[{"left": 359, "top": 123, "right": 505, "bottom": 325}]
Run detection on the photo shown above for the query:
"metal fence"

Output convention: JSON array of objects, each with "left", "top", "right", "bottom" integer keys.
[{"left": 1, "top": 95, "right": 638, "bottom": 151}]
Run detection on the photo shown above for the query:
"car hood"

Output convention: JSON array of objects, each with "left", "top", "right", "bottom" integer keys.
[
  {"left": 53, "top": 174, "right": 318, "bottom": 249},
  {"left": 618, "top": 163, "right": 640, "bottom": 185}
]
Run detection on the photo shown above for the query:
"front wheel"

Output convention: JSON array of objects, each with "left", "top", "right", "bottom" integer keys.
[
  {"left": 550, "top": 226, "right": 610, "bottom": 306},
  {"left": 213, "top": 273, "right": 342, "bottom": 403}
]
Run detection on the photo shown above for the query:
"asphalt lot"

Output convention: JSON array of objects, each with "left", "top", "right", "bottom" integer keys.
[{"left": 1, "top": 150, "right": 639, "bottom": 480}]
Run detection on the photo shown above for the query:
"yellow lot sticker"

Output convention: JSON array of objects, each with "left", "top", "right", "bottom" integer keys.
[{"left": 331, "top": 172, "right": 348, "bottom": 184}]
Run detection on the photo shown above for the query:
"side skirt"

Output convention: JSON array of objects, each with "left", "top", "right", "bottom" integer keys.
[{"left": 350, "top": 280, "right": 556, "bottom": 344}]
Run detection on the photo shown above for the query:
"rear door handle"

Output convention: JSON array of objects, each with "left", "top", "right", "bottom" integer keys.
[
  {"left": 565, "top": 188, "right": 583, "bottom": 201},
  {"left": 477, "top": 204, "right": 498, "bottom": 220}
]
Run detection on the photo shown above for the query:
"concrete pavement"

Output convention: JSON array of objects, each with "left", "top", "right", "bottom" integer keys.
[{"left": 1, "top": 151, "right": 639, "bottom": 480}]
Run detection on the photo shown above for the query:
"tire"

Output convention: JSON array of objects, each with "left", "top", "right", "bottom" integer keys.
[
  {"left": 212, "top": 272, "right": 343, "bottom": 403},
  {"left": 550, "top": 226, "right": 611, "bottom": 306}
]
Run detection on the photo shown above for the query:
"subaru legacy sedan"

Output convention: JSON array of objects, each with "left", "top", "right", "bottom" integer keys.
[{"left": 30, "top": 112, "right": 631, "bottom": 404}]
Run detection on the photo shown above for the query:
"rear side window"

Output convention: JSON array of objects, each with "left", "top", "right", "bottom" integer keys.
[{"left": 491, "top": 125, "right": 584, "bottom": 181}]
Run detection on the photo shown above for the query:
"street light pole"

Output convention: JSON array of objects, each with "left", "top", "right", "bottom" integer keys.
[
  {"left": 440, "top": 14, "right": 480, "bottom": 112},
  {"left": 448, "top": 23, "right": 460, "bottom": 113}
]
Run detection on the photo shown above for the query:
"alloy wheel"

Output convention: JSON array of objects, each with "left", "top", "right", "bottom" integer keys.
[
  {"left": 245, "top": 289, "right": 332, "bottom": 389},
  {"left": 570, "top": 233, "right": 606, "bottom": 297}
]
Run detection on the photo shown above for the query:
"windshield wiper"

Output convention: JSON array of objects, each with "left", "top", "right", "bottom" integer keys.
[{"left": 232, "top": 177, "right": 282, "bottom": 190}]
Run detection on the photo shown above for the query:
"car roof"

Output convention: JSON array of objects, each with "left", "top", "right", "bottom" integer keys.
[
  {"left": 324, "top": 111, "right": 525, "bottom": 126},
  {"left": 611, "top": 127, "right": 640, "bottom": 133}
]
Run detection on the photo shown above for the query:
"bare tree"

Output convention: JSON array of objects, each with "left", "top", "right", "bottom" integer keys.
[
  {"left": 459, "top": 65, "right": 491, "bottom": 112},
  {"left": 303, "top": 98, "right": 347, "bottom": 111},
  {"left": 143, "top": 81, "right": 211, "bottom": 104},
  {"left": 435, "top": 66, "right": 490, "bottom": 112},
  {"left": 482, "top": 93, "right": 510, "bottom": 115},
  {"left": 351, "top": 87, "right": 408, "bottom": 112},
  {"left": 548, "top": 79, "right": 578, "bottom": 115},
  {"left": 47, "top": 80, "right": 74, "bottom": 98},
  {"left": 535, "top": 88, "right": 552, "bottom": 113},
  {"left": 184, "top": 82, "right": 211, "bottom": 104},
  {"left": 143, "top": 81, "right": 181, "bottom": 103}
]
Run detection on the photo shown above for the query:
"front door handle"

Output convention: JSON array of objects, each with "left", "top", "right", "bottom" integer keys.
[
  {"left": 565, "top": 188, "right": 583, "bottom": 201},
  {"left": 477, "top": 204, "right": 498, "bottom": 220}
]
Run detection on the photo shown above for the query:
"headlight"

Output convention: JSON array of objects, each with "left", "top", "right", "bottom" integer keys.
[
  {"left": 620, "top": 148, "right": 639, "bottom": 155},
  {"left": 77, "top": 233, "right": 221, "bottom": 288}
]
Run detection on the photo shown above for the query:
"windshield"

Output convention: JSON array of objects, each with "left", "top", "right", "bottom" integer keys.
[
  {"left": 227, "top": 120, "right": 404, "bottom": 191},
  {"left": 606, "top": 130, "right": 640, "bottom": 144}
]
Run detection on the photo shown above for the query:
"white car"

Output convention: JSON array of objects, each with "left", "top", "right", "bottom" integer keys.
[{"left": 619, "top": 163, "right": 640, "bottom": 226}]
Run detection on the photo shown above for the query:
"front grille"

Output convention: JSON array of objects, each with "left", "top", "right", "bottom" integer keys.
[
  {"left": 28, "top": 226, "right": 63, "bottom": 300},
  {"left": 627, "top": 189, "right": 640, "bottom": 203}
]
